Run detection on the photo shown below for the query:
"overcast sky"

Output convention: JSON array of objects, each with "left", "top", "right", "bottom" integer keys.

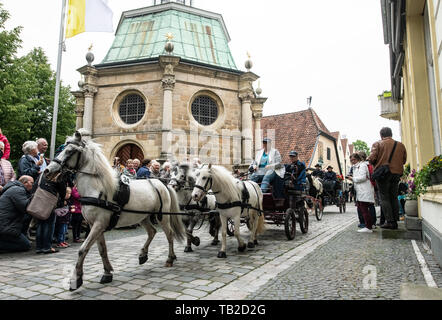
[{"left": 2, "top": 0, "right": 400, "bottom": 148}]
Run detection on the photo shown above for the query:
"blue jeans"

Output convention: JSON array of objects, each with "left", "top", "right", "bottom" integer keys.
[
  {"left": 56, "top": 223, "right": 68, "bottom": 243},
  {"left": 36, "top": 211, "right": 56, "bottom": 251},
  {"left": 0, "top": 234, "right": 31, "bottom": 253},
  {"left": 258, "top": 171, "right": 285, "bottom": 198}
]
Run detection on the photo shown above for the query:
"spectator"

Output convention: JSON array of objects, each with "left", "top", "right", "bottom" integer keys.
[
  {"left": 358, "top": 151, "right": 377, "bottom": 227},
  {"left": 0, "top": 141, "right": 16, "bottom": 193},
  {"left": 18, "top": 141, "right": 42, "bottom": 181},
  {"left": 347, "top": 153, "right": 375, "bottom": 233},
  {"left": 398, "top": 177, "right": 408, "bottom": 220},
  {"left": 35, "top": 138, "right": 49, "bottom": 173},
  {"left": 150, "top": 160, "right": 161, "bottom": 178},
  {"left": 70, "top": 185, "right": 84, "bottom": 243},
  {"left": 0, "top": 128, "right": 11, "bottom": 160},
  {"left": 133, "top": 158, "right": 141, "bottom": 172},
  {"left": 123, "top": 159, "right": 137, "bottom": 178},
  {"left": 137, "top": 159, "right": 151, "bottom": 179},
  {"left": 35, "top": 174, "right": 67, "bottom": 254},
  {"left": 54, "top": 187, "right": 72, "bottom": 248},
  {"left": 368, "top": 127, "right": 407, "bottom": 230},
  {"left": 0, "top": 176, "right": 34, "bottom": 253},
  {"left": 161, "top": 162, "right": 172, "bottom": 179}
]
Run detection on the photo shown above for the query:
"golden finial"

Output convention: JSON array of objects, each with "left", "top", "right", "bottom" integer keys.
[
  {"left": 166, "top": 33, "right": 174, "bottom": 41},
  {"left": 88, "top": 43, "right": 93, "bottom": 51}
]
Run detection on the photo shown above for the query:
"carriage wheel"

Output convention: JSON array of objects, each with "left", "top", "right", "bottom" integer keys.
[
  {"left": 227, "top": 218, "right": 235, "bottom": 237},
  {"left": 284, "top": 209, "right": 296, "bottom": 240},
  {"left": 315, "top": 201, "right": 323, "bottom": 221},
  {"left": 299, "top": 206, "right": 309, "bottom": 234}
]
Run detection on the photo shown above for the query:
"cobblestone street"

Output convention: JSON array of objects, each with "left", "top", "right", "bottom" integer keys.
[{"left": 0, "top": 204, "right": 440, "bottom": 300}]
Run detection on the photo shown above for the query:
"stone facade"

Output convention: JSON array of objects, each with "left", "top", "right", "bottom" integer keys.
[{"left": 73, "top": 57, "right": 262, "bottom": 166}]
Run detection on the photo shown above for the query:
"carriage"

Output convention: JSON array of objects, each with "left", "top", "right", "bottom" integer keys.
[
  {"left": 317, "top": 178, "right": 346, "bottom": 214},
  {"left": 227, "top": 173, "right": 309, "bottom": 241}
]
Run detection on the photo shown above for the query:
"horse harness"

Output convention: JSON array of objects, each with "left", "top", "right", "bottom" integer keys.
[{"left": 216, "top": 181, "right": 263, "bottom": 215}]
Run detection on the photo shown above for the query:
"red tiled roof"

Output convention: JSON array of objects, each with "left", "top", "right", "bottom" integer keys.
[
  {"left": 349, "top": 144, "right": 354, "bottom": 154},
  {"left": 330, "top": 132, "right": 340, "bottom": 141},
  {"left": 261, "top": 108, "right": 331, "bottom": 165}
]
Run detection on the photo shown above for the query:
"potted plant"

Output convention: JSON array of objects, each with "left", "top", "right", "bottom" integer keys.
[
  {"left": 427, "top": 155, "right": 442, "bottom": 185},
  {"left": 405, "top": 168, "right": 430, "bottom": 217}
]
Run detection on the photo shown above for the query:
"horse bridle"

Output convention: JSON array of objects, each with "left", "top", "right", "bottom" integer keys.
[
  {"left": 52, "top": 140, "right": 95, "bottom": 176},
  {"left": 170, "top": 167, "right": 196, "bottom": 192},
  {"left": 194, "top": 175, "right": 213, "bottom": 195}
]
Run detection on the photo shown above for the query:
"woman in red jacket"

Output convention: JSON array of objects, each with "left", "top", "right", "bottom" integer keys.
[{"left": 70, "top": 185, "right": 84, "bottom": 243}]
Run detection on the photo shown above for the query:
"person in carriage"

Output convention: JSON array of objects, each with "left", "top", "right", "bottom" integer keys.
[
  {"left": 284, "top": 151, "right": 306, "bottom": 191},
  {"left": 312, "top": 163, "right": 325, "bottom": 180},
  {"left": 249, "top": 138, "right": 285, "bottom": 198},
  {"left": 323, "top": 165, "right": 340, "bottom": 199}
]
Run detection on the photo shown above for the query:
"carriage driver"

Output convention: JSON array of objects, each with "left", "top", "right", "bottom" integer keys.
[
  {"left": 284, "top": 151, "right": 306, "bottom": 191},
  {"left": 249, "top": 138, "right": 285, "bottom": 198}
]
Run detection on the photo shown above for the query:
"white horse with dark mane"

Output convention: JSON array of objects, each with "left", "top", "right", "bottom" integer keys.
[
  {"left": 44, "top": 130, "right": 186, "bottom": 291},
  {"left": 169, "top": 163, "right": 220, "bottom": 252},
  {"left": 191, "top": 164, "right": 265, "bottom": 258}
]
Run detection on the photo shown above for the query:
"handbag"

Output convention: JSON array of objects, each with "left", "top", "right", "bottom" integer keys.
[
  {"left": 371, "top": 141, "right": 398, "bottom": 181},
  {"left": 26, "top": 175, "right": 58, "bottom": 220}
]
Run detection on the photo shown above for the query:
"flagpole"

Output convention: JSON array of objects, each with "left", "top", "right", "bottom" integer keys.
[{"left": 50, "top": 0, "right": 67, "bottom": 160}]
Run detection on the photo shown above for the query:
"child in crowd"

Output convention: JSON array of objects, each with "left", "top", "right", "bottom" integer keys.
[
  {"left": 54, "top": 187, "right": 72, "bottom": 248},
  {"left": 70, "top": 185, "right": 84, "bottom": 243}
]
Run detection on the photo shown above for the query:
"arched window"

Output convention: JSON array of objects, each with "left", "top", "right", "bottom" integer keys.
[
  {"left": 119, "top": 94, "right": 146, "bottom": 125},
  {"left": 191, "top": 95, "right": 219, "bottom": 126}
]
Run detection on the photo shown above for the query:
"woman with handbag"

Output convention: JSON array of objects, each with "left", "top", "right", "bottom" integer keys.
[{"left": 35, "top": 174, "right": 67, "bottom": 254}]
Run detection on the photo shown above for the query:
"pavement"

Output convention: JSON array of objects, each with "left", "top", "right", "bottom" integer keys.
[{"left": 0, "top": 203, "right": 441, "bottom": 300}]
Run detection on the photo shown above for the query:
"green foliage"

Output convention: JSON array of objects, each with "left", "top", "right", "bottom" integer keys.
[
  {"left": 0, "top": 4, "right": 76, "bottom": 167},
  {"left": 426, "top": 155, "right": 442, "bottom": 174},
  {"left": 352, "top": 140, "right": 370, "bottom": 156}
]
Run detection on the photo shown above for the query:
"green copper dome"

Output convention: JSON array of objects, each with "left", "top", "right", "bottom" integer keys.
[{"left": 101, "top": 3, "right": 238, "bottom": 71}]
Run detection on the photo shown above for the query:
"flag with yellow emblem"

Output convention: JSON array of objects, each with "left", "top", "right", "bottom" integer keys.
[{"left": 66, "top": 0, "right": 113, "bottom": 38}]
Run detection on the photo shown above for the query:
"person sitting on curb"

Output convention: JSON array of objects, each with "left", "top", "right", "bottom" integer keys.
[{"left": 0, "top": 176, "right": 34, "bottom": 253}]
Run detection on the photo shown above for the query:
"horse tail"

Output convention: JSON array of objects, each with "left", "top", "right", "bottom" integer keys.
[{"left": 166, "top": 185, "right": 186, "bottom": 242}]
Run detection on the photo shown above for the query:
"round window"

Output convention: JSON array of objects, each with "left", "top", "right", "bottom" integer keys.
[
  {"left": 191, "top": 96, "right": 219, "bottom": 126},
  {"left": 119, "top": 94, "right": 146, "bottom": 125}
]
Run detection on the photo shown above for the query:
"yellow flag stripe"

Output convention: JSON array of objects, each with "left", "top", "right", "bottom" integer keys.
[{"left": 66, "top": 0, "right": 86, "bottom": 38}]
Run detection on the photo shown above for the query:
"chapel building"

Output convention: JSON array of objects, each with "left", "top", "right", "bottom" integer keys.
[{"left": 72, "top": 0, "right": 267, "bottom": 168}]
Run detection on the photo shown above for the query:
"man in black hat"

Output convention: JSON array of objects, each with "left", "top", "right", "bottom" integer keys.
[
  {"left": 284, "top": 151, "right": 306, "bottom": 191},
  {"left": 312, "top": 163, "right": 324, "bottom": 180}
]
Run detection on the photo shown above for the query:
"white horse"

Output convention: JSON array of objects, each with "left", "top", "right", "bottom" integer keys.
[
  {"left": 169, "top": 163, "right": 220, "bottom": 252},
  {"left": 44, "top": 130, "right": 186, "bottom": 291},
  {"left": 191, "top": 164, "right": 265, "bottom": 258}
]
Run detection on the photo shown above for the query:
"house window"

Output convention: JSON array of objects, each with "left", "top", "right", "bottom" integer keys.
[
  {"left": 119, "top": 94, "right": 146, "bottom": 125},
  {"left": 191, "top": 95, "right": 219, "bottom": 126},
  {"left": 327, "top": 147, "right": 331, "bottom": 160}
]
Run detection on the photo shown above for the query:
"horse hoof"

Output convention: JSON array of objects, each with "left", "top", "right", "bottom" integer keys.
[
  {"left": 139, "top": 255, "right": 148, "bottom": 265},
  {"left": 247, "top": 242, "right": 255, "bottom": 249},
  {"left": 254, "top": 240, "right": 259, "bottom": 245},
  {"left": 165, "top": 261, "right": 173, "bottom": 267},
  {"left": 211, "top": 239, "right": 219, "bottom": 246},
  {"left": 217, "top": 251, "right": 227, "bottom": 259},
  {"left": 184, "top": 246, "right": 193, "bottom": 253},
  {"left": 191, "top": 236, "right": 200, "bottom": 247},
  {"left": 100, "top": 274, "right": 113, "bottom": 284},
  {"left": 238, "top": 244, "right": 247, "bottom": 252},
  {"left": 70, "top": 278, "right": 83, "bottom": 291}
]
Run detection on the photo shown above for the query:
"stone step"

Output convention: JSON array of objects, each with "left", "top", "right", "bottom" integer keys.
[{"left": 400, "top": 284, "right": 442, "bottom": 300}]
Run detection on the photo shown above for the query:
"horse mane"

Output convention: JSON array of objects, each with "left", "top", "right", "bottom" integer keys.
[
  {"left": 81, "top": 138, "right": 117, "bottom": 197},
  {"left": 209, "top": 165, "right": 241, "bottom": 201}
]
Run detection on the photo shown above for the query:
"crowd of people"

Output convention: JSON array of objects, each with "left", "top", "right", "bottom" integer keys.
[{"left": 0, "top": 130, "right": 86, "bottom": 254}]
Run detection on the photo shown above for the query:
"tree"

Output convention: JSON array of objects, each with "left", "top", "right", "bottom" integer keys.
[
  {"left": 0, "top": 4, "right": 76, "bottom": 167},
  {"left": 353, "top": 140, "right": 370, "bottom": 156}
]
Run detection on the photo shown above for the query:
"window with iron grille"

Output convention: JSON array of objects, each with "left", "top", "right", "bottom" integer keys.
[
  {"left": 119, "top": 94, "right": 146, "bottom": 125},
  {"left": 327, "top": 147, "right": 331, "bottom": 160},
  {"left": 191, "top": 95, "right": 219, "bottom": 126}
]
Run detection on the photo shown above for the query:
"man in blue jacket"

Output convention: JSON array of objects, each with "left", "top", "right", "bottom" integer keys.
[
  {"left": 137, "top": 158, "right": 152, "bottom": 179},
  {"left": 0, "top": 175, "right": 34, "bottom": 253}
]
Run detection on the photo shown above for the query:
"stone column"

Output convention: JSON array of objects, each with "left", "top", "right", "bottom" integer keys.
[
  {"left": 239, "top": 91, "right": 254, "bottom": 164},
  {"left": 251, "top": 97, "right": 267, "bottom": 155},
  {"left": 72, "top": 91, "right": 85, "bottom": 130},
  {"left": 159, "top": 56, "right": 180, "bottom": 161},
  {"left": 83, "top": 85, "right": 97, "bottom": 136}
]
